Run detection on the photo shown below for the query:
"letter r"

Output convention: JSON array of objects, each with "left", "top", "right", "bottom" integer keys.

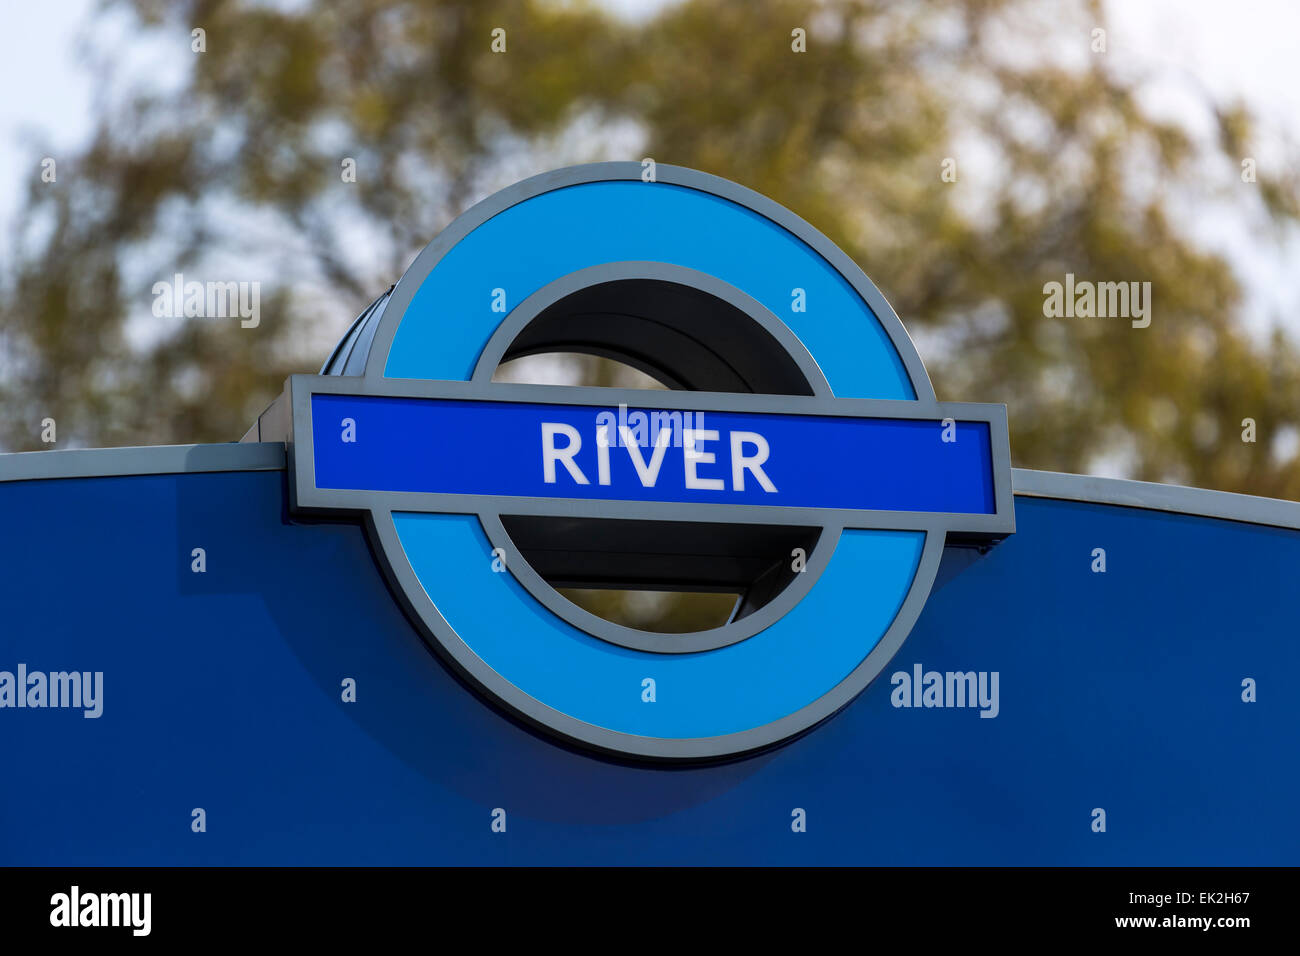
[{"left": 541, "top": 423, "right": 590, "bottom": 485}]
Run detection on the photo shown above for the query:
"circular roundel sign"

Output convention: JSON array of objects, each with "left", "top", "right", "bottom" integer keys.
[{"left": 289, "top": 163, "right": 1014, "bottom": 761}]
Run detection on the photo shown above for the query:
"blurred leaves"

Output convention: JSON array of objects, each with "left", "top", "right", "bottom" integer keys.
[{"left": 2, "top": 0, "right": 1300, "bottom": 509}]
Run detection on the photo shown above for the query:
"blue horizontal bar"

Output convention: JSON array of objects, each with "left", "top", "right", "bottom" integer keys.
[{"left": 311, "top": 393, "right": 996, "bottom": 515}]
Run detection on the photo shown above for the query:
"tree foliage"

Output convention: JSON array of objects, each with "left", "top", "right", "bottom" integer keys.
[{"left": 3, "top": 0, "right": 1299, "bottom": 510}]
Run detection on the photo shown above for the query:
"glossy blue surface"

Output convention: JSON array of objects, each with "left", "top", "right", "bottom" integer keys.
[
  {"left": 1, "top": 470, "right": 1294, "bottom": 864},
  {"left": 313, "top": 393, "right": 996, "bottom": 514}
]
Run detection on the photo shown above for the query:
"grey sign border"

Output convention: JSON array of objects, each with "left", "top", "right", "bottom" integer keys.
[{"left": 0, "top": 442, "right": 286, "bottom": 480}]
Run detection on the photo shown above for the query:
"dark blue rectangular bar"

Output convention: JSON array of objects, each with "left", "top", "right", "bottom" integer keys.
[{"left": 311, "top": 393, "right": 996, "bottom": 515}]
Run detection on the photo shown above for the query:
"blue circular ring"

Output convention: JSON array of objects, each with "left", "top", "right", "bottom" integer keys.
[{"left": 380, "top": 178, "right": 927, "bottom": 743}]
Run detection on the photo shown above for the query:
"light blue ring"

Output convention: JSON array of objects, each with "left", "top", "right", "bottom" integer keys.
[{"left": 385, "top": 179, "right": 925, "bottom": 741}]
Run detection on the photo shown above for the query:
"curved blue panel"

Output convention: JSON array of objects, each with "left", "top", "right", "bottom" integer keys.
[
  {"left": 392, "top": 513, "right": 923, "bottom": 738},
  {"left": 2, "top": 472, "right": 1296, "bottom": 863},
  {"left": 383, "top": 181, "right": 914, "bottom": 400}
]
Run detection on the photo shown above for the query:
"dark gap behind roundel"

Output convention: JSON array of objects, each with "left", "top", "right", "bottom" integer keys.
[
  {"left": 499, "top": 278, "right": 816, "bottom": 396},
  {"left": 494, "top": 277, "right": 824, "bottom": 635}
]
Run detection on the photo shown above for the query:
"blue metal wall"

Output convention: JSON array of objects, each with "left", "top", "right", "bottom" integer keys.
[{"left": 1, "top": 468, "right": 1293, "bottom": 864}]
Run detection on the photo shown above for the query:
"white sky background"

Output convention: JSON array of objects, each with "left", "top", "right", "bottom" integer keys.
[{"left": 1, "top": 0, "right": 1297, "bottom": 338}]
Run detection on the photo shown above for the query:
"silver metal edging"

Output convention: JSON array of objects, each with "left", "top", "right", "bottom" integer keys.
[
  {"left": 1011, "top": 467, "right": 1300, "bottom": 532},
  {"left": 0, "top": 442, "right": 286, "bottom": 482}
]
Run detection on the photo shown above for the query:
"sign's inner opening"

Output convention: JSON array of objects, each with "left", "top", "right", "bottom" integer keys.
[{"left": 489, "top": 277, "right": 827, "bottom": 636}]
